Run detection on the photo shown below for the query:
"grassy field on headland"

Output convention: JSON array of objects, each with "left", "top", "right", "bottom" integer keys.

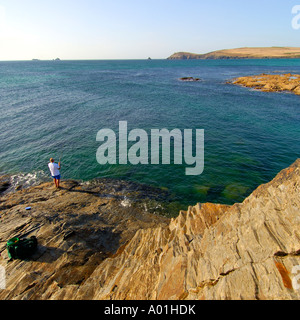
[{"left": 168, "top": 47, "right": 300, "bottom": 59}]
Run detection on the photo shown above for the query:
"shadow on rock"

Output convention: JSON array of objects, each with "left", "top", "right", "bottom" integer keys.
[{"left": 30, "top": 245, "right": 65, "bottom": 263}]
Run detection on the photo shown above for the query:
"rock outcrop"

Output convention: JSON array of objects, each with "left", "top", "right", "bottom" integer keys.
[
  {"left": 0, "top": 179, "right": 170, "bottom": 300},
  {"left": 168, "top": 47, "right": 300, "bottom": 60},
  {"left": 1, "top": 159, "right": 300, "bottom": 300},
  {"left": 168, "top": 52, "right": 203, "bottom": 60},
  {"left": 229, "top": 73, "right": 300, "bottom": 95},
  {"left": 179, "top": 77, "right": 201, "bottom": 82}
]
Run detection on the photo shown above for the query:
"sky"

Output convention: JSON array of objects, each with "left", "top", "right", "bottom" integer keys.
[{"left": 0, "top": 0, "right": 299, "bottom": 60}]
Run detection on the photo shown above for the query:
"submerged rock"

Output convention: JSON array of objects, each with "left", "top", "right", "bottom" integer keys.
[
  {"left": 179, "top": 77, "right": 201, "bottom": 82},
  {"left": 0, "top": 159, "right": 300, "bottom": 300}
]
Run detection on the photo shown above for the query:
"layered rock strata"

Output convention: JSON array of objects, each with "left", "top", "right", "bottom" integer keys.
[{"left": 0, "top": 159, "right": 300, "bottom": 300}]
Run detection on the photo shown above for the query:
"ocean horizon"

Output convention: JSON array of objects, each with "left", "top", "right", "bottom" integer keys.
[{"left": 1, "top": 59, "right": 299, "bottom": 215}]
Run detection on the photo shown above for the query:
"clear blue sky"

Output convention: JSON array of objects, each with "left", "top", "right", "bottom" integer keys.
[{"left": 0, "top": 0, "right": 299, "bottom": 60}]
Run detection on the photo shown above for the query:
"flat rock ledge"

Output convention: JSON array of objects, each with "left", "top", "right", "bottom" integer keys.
[
  {"left": 229, "top": 73, "right": 300, "bottom": 95},
  {"left": 0, "top": 159, "right": 300, "bottom": 300}
]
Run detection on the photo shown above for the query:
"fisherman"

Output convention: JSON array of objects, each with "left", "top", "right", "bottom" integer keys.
[{"left": 48, "top": 158, "right": 61, "bottom": 188}]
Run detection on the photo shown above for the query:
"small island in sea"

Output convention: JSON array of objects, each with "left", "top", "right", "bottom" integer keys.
[{"left": 32, "top": 58, "right": 61, "bottom": 61}]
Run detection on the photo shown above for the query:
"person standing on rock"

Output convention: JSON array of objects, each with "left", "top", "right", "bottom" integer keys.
[{"left": 48, "top": 158, "right": 61, "bottom": 188}]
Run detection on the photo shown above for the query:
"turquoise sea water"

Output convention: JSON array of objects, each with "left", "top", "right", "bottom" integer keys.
[{"left": 0, "top": 59, "right": 299, "bottom": 213}]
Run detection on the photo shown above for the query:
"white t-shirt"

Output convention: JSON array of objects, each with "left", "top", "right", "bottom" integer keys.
[{"left": 48, "top": 162, "right": 60, "bottom": 177}]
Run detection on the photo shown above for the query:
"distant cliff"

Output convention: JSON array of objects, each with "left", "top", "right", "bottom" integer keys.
[
  {"left": 0, "top": 159, "right": 300, "bottom": 300},
  {"left": 168, "top": 47, "right": 300, "bottom": 60}
]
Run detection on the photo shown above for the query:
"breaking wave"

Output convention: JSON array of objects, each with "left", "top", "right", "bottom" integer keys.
[{"left": 8, "top": 170, "right": 49, "bottom": 192}]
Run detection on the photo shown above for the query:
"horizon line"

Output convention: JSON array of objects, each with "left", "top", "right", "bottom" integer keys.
[{"left": 0, "top": 58, "right": 167, "bottom": 62}]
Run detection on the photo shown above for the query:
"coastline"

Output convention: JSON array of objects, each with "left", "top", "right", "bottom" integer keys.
[
  {"left": 0, "top": 159, "right": 299, "bottom": 300},
  {"left": 167, "top": 47, "right": 300, "bottom": 60},
  {"left": 1, "top": 59, "right": 299, "bottom": 209},
  {"left": 0, "top": 173, "right": 185, "bottom": 218}
]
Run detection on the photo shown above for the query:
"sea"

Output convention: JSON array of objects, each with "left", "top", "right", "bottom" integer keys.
[{"left": 0, "top": 59, "right": 299, "bottom": 215}]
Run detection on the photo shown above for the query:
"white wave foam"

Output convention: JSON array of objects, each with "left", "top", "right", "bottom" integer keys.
[
  {"left": 9, "top": 170, "right": 48, "bottom": 191},
  {"left": 120, "top": 196, "right": 131, "bottom": 207}
]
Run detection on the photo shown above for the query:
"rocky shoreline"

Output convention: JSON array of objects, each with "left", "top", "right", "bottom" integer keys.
[
  {"left": 230, "top": 73, "right": 300, "bottom": 95},
  {"left": 0, "top": 159, "right": 300, "bottom": 300},
  {"left": 0, "top": 177, "right": 171, "bottom": 299}
]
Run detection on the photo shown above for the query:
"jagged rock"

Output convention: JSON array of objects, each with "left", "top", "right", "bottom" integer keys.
[
  {"left": 75, "top": 159, "right": 300, "bottom": 300},
  {"left": 0, "top": 160, "right": 300, "bottom": 300}
]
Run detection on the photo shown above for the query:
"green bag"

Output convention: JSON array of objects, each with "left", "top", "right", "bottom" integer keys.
[{"left": 7, "top": 236, "right": 38, "bottom": 260}]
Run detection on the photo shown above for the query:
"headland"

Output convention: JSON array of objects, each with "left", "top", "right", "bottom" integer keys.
[{"left": 168, "top": 47, "right": 300, "bottom": 60}]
